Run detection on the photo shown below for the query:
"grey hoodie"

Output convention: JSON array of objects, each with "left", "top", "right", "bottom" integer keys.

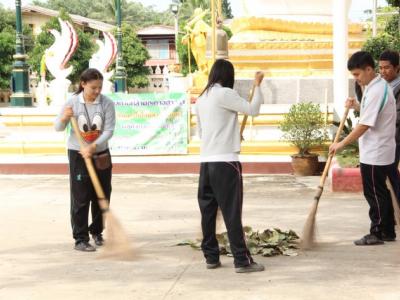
[{"left": 54, "top": 93, "right": 116, "bottom": 153}]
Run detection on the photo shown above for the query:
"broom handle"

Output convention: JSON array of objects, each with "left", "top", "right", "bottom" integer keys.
[
  {"left": 70, "top": 117, "right": 109, "bottom": 211},
  {"left": 319, "top": 106, "right": 350, "bottom": 188},
  {"left": 240, "top": 84, "right": 256, "bottom": 141}
]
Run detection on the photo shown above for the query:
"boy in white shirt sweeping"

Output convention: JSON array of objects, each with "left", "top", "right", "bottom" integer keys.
[{"left": 330, "top": 51, "right": 397, "bottom": 245}]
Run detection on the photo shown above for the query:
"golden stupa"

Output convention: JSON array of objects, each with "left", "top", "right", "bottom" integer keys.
[
  {"left": 228, "top": 0, "right": 364, "bottom": 78},
  {"left": 186, "top": 0, "right": 361, "bottom": 155}
]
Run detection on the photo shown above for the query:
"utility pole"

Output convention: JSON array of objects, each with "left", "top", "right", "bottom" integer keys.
[
  {"left": 372, "top": 0, "right": 377, "bottom": 37},
  {"left": 114, "top": 0, "right": 127, "bottom": 93},
  {"left": 10, "top": 0, "right": 33, "bottom": 106},
  {"left": 171, "top": 2, "right": 179, "bottom": 64}
]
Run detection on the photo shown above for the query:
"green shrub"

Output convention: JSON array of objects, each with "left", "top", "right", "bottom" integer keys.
[
  {"left": 336, "top": 150, "right": 360, "bottom": 168},
  {"left": 332, "top": 112, "right": 360, "bottom": 168},
  {"left": 279, "top": 102, "right": 328, "bottom": 156}
]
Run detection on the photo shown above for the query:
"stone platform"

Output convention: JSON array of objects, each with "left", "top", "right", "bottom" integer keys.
[
  {"left": 0, "top": 154, "right": 303, "bottom": 175},
  {"left": 0, "top": 104, "right": 334, "bottom": 156},
  {"left": 0, "top": 96, "right": 333, "bottom": 176}
]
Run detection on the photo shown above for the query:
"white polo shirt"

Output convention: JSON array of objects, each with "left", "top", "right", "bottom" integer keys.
[{"left": 359, "top": 75, "right": 396, "bottom": 165}]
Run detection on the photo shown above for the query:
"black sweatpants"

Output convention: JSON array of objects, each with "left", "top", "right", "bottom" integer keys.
[
  {"left": 68, "top": 149, "right": 112, "bottom": 243},
  {"left": 360, "top": 163, "right": 395, "bottom": 238},
  {"left": 198, "top": 161, "right": 253, "bottom": 268}
]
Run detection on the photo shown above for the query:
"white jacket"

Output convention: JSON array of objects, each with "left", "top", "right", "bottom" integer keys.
[{"left": 195, "top": 83, "right": 264, "bottom": 160}]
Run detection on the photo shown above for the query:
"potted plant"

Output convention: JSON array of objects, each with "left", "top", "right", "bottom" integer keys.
[{"left": 279, "top": 102, "right": 328, "bottom": 176}]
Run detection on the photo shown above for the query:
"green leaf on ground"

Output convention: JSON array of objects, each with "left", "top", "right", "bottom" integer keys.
[{"left": 177, "top": 227, "right": 299, "bottom": 257}]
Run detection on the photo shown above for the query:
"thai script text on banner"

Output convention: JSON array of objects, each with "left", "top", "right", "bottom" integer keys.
[{"left": 107, "top": 93, "right": 188, "bottom": 155}]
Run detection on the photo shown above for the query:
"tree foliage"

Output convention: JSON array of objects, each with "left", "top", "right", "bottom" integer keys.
[
  {"left": 222, "top": 0, "right": 233, "bottom": 19},
  {"left": 118, "top": 23, "right": 150, "bottom": 88},
  {"left": 362, "top": 34, "right": 399, "bottom": 60},
  {"left": 0, "top": 5, "right": 33, "bottom": 89},
  {"left": 387, "top": 0, "right": 400, "bottom": 33},
  {"left": 32, "top": 0, "right": 93, "bottom": 17},
  {"left": 0, "top": 8, "right": 16, "bottom": 89},
  {"left": 177, "top": 0, "right": 208, "bottom": 23},
  {"left": 385, "top": 13, "right": 400, "bottom": 36},
  {"left": 362, "top": 14, "right": 400, "bottom": 63},
  {"left": 32, "top": 0, "right": 174, "bottom": 28},
  {"left": 120, "top": 2, "right": 173, "bottom": 27},
  {"left": 26, "top": 8, "right": 150, "bottom": 88},
  {"left": 177, "top": 33, "right": 197, "bottom": 76},
  {"left": 333, "top": 115, "right": 360, "bottom": 168},
  {"left": 387, "top": 0, "right": 400, "bottom": 7},
  {"left": 27, "top": 9, "right": 94, "bottom": 83},
  {"left": 362, "top": 0, "right": 400, "bottom": 62},
  {"left": 279, "top": 102, "right": 327, "bottom": 156}
]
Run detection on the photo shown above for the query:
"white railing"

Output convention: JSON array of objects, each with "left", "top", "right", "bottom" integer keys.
[{"left": 129, "top": 64, "right": 170, "bottom": 93}]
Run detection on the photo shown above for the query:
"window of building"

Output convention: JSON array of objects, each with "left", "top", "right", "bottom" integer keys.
[{"left": 146, "top": 40, "right": 170, "bottom": 59}]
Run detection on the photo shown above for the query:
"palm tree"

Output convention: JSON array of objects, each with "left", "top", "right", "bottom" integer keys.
[
  {"left": 178, "top": 0, "right": 210, "bottom": 23},
  {"left": 89, "top": 0, "right": 123, "bottom": 24}
]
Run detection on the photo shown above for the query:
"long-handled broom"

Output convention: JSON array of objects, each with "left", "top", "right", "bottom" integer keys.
[
  {"left": 300, "top": 106, "right": 350, "bottom": 249},
  {"left": 70, "top": 117, "right": 134, "bottom": 260},
  {"left": 386, "top": 180, "right": 400, "bottom": 229}
]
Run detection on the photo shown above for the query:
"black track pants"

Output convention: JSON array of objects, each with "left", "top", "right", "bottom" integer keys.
[
  {"left": 198, "top": 161, "right": 253, "bottom": 268},
  {"left": 360, "top": 163, "right": 395, "bottom": 238},
  {"left": 68, "top": 149, "right": 112, "bottom": 243}
]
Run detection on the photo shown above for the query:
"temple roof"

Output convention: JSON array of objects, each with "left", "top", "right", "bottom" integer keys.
[
  {"left": 137, "top": 26, "right": 175, "bottom": 36},
  {"left": 22, "top": 4, "right": 115, "bottom": 32}
]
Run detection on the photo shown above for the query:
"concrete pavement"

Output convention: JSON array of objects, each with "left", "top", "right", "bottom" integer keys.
[{"left": 0, "top": 174, "right": 399, "bottom": 300}]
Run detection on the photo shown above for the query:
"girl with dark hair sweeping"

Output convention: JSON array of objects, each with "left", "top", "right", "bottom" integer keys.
[
  {"left": 55, "top": 68, "right": 116, "bottom": 252},
  {"left": 195, "top": 59, "right": 265, "bottom": 273}
]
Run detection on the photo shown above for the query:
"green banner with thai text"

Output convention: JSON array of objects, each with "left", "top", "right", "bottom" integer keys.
[{"left": 107, "top": 93, "right": 188, "bottom": 155}]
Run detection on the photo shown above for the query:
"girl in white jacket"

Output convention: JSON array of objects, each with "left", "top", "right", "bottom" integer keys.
[{"left": 196, "top": 59, "right": 265, "bottom": 273}]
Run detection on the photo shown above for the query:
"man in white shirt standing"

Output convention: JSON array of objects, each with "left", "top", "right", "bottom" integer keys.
[
  {"left": 330, "top": 51, "right": 397, "bottom": 245},
  {"left": 379, "top": 51, "right": 400, "bottom": 233}
]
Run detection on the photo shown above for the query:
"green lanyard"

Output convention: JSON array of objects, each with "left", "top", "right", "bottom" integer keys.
[
  {"left": 378, "top": 83, "right": 388, "bottom": 113},
  {"left": 361, "top": 78, "right": 388, "bottom": 113}
]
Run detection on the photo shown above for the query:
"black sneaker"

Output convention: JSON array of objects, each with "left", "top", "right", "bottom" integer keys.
[
  {"left": 92, "top": 234, "right": 104, "bottom": 246},
  {"left": 382, "top": 233, "right": 396, "bottom": 242},
  {"left": 354, "top": 234, "right": 384, "bottom": 246},
  {"left": 206, "top": 261, "right": 221, "bottom": 269},
  {"left": 74, "top": 241, "right": 96, "bottom": 252},
  {"left": 235, "top": 262, "right": 265, "bottom": 273}
]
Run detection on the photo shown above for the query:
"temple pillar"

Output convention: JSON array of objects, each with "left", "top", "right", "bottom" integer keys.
[{"left": 333, "top": 0, "right": 352, "bottom": 119}]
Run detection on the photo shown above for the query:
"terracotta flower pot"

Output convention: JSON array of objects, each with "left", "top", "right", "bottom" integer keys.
[{"left": 291, "top": 154, "right": 319, "bottom": 176}]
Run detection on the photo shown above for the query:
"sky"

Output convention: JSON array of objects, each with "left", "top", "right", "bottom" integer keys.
[{"left": 1, "top": 0, "right": 390, "bottom": 21}]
